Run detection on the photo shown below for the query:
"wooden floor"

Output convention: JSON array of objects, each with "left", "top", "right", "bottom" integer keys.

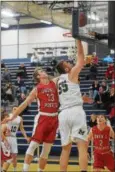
[
  {"left": 8, "top": 163, "right": 91, "bottom": 171},
  {"left": 8, "top": 163, "right": 109, "bottom": 172}
]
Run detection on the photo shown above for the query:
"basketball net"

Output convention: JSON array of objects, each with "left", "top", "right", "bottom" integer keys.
[{"left": 63, "top": 32, "right": 72, "bottom": 38}]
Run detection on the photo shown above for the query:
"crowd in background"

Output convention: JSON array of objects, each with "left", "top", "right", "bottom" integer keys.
[
  {"left": 1, "top": 63, "right": 28, "bottom": 113},
  {"left": 1, "top": 52, "right": 115, "bottom": 131}
]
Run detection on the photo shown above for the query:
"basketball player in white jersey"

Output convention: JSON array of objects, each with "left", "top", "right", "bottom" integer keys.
[
  {"left": 56, "top": 39, "right": 88, "bottom": 172},
  {"left": 6, "top": 107, "right": 30, "bottom": 172}
]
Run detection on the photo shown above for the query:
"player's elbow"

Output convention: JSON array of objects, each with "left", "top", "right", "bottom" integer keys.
[
  {"left": 20, "top": 128, "right": 24, "bottom": 133},
  {"left": 77, "top": 61, "right": 85, "bottom": 70}
]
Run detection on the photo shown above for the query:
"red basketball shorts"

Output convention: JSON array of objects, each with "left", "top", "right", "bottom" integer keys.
[
  {"left": 31, "top": 115, "right": 58, "bottom": 143},
  {"left": 1, "top": 149, "right": 12, "bottom": 162},
  {"left": 93, "top": 151, "right": 115, "bottom": 171}
]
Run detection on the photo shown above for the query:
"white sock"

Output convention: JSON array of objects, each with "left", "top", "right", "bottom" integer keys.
[
  {"left": 23, "top": 163, "right": 30, "bottom": 171},
  {"left": 37, "top": 168, "right": 43, "bottom": 172},
  {"left": 13, "top": 167, "right": 17, "bottom": 171}
]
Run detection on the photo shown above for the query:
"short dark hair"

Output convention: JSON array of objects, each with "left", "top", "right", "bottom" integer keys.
[{"left": 56, "top": 61, "right": 66, "bottom": 74}]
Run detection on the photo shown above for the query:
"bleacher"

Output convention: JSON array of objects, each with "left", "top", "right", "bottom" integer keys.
[{"left": 2, "top": 57, "right": 110, "bottom": 156}]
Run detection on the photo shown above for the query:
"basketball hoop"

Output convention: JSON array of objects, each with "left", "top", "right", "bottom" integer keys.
[
  {"left": 78, "top": 1, "right": 95, "bottom": 12},
  {"left": 63, "top": 32, "right": 72, "bottom": 38}
]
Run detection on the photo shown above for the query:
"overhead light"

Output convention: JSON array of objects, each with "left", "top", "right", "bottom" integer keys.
[
  {"left": 40, "top": 20, "right": 52, "bottom": 25},
  {"left": 110, "top": 49, "right": 115, "bottom": 54},
  {"left": 1, "top": 22, "right": 9, "bottom": 28},
  {"left": 88, "top": 13, "right": 99, "bottom": 21},
  {"left": 2, "top": 9, "right": 14, "bottom": 17}
]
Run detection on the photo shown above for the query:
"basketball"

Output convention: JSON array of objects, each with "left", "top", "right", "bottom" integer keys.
[{"left": 79, "top": 12, "right": 87, "bottom": 27}]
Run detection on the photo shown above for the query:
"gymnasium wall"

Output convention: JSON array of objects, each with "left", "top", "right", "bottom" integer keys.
[{"left": 1, "top": 26, "right": 88, "bottom": 59}]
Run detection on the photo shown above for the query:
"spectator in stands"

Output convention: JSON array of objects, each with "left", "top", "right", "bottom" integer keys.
[
  {"left": 1, "top": 87, "right": 6, "bottom": 107},
  {"left": 101, "top": 80, "right": 109, "bottom": 93},
  {"left": 31, "top": 53, "right": 39, "bottom": 66},
  {"left": 85, "top": 54, "right": 93, "bottom": 67},
  {"left": 112, "top": 69, "right": 115, "bottom": 80},
  {"left": 106, "top": 84, "right": 115, "bottom": 132},
  {"left": 2, "top": 68, "right": 11, "bottom": 82},
  {"left": 17, "top": 93, "right": 29, "bottom": 114},
  {"left": 92, "top": 52, "right": 98, "bottom": 66},
  {"left": 17, "top": 63, "right": 27, "bottom": 78},
  {"left": 94, "top": 86, "right": 110, "bottom": 109},
  {"left": 5, "top": 83, "right": 14, "bottom": 102},
  {"left": 105, "top": 63, "right": 114, "bottom": 80},
  {"left": 89, "top": 64, "right": 98, "bottom": 80},
  {"left": 88, "top": 114, "right": 97, "bottom": 128},
  {"left": 1, "top": 61, "right": 6, "bottom": 68},
  {"left": 31, "top": 51, "right": 43, "bottom": 66},
  {"left": 89, "top": 80, "right": 100, "bottom": 100},
  {"left": 15, "top": 76, "right": 27, "bottom": 94},
  {"left": 86, "top": 64, "right": 98, "bottom": 80}
]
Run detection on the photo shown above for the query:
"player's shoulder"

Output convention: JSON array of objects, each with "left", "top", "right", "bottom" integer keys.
[
  {"left": 105, "top": 125, "right": 111, "bottom": 131},
  {"left": 18, "top": 116, "right": 22, "bottom": 120},
  {"left": 59, "top": 74, "right": 68, "bottom": 80},
  {"left": 92, "top": 126, "right": 97, "bottom": 131}
]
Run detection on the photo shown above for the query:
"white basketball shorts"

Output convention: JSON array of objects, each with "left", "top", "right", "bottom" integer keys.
[
  {"left": 7, "top": 136, "right": 18, "bottom": 154},
  {"left": 59, "top": 106, "right": 88, "bottom": 146}
]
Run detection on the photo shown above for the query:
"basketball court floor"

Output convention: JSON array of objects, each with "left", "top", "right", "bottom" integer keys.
[{"left": 7, "top": 156, "right": 109, "bottom": 172}]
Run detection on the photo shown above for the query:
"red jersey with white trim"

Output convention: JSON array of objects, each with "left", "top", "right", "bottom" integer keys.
[
  {"left": 92, "top": 126, "right": 111, "bottom": 154},
  {"left": 37, "top": 81, "right": 59, "bottom": 113},
  {"left": 1, "top": 124, "right": 12, "bottom": 161},
  {"left": 1, "top": 141, "right": 11, "bottom": 161}
]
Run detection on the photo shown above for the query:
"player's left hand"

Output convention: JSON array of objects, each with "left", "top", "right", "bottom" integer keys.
[
  {"left": 88, "top": 31, "right": 96, "bottom": 37},
  {"left": 82, "top": 95, "right": 94, "bottom": 104},
  {"left": 26, "top": 137, "right": 31, "bottom": 143},
  {"left": 87, "top": 98, "right": 94, "bottom": 104}
]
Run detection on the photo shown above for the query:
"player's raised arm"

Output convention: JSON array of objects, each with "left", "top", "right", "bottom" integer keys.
[
  {"left": 69, "top": 39, "right": 85, "bottom": 80},
  {"left": 87, "top": 128, "right": 93, "bottom": 144},
  {"left": 1, "top": 124, "right": 7, "bottom": 142},
  {"left": 19, "top": 118, "right": 30, "bottom": 143},
  {"left": 2, "top": 88, "right": 37, "bottom": 123}
]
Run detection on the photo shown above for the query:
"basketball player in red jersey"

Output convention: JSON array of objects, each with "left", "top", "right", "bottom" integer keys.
[
  {"left": 1, "top": 112, "right": 12, "bottom": 172},
  {"left": 2, "top": 69, "right": 59, "bottom": 172},
  {"left": 87, "top": 115, "right": 115, "bottom": 172}
]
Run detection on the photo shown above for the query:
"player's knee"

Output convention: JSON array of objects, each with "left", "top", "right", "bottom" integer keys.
[
  {"left": 26, "top": 141, "right": 39, "bottom": 156},
  {"left": 12, "top": 153, "right": 17, "bottom": 158},
  {"left": 40, "top": 143, "right": 52, "bottom": 159},
  {"left": 6, "top": 158, "right": 13, "bottom": 164},
  {"left": 62, "top": 143, "right": 72, "bottom": 151}
]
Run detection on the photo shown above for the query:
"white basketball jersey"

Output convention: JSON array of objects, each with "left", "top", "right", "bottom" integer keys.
[
  {"left": 7, "top": 114, "right": 21, "bottom": 137},
  {"left": 58, "top": 74, "right": 83, "bottom": 110}
]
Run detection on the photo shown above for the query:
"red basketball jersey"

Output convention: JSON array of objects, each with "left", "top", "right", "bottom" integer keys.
[
  {"left": 92, "top": 126, "right": 111, "bottom": 154},
  {"left": 36, "top": 81, "right": 59, "bottom": 113}
]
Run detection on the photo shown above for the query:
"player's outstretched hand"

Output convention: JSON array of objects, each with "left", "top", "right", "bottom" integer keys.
[
  {"left": 87, "top": 98, "right": 94, "bottom": 104},
  {"left": 82, "top": 95, "right": 94, "bottom": 104},
  {"left": 1, "top": 117, "right": 12, "bottom": 124},
  {"left": 26, "top": 137, "right": 31, "bottom": 143},
  {"left": 88, "top": 31, "right": 96, "bottom": 37}
]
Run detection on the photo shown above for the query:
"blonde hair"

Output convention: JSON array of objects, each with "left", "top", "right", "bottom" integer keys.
[{"left": 33, "top": 67, "right": 42, "bottom": 83}]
